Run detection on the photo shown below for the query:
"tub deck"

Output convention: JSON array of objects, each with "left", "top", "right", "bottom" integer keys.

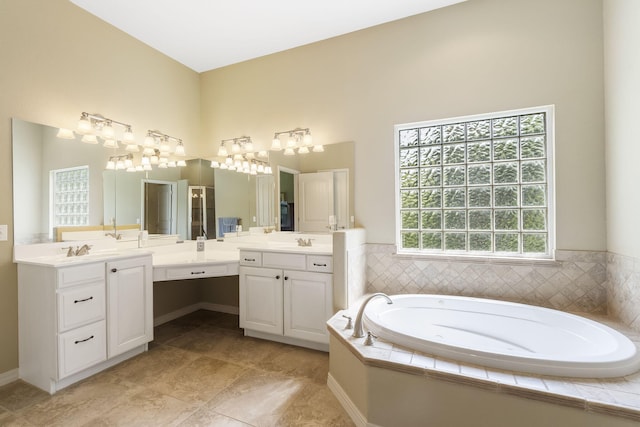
[{"left": 327, "top": 311, "right": 640, "bottom": 423}]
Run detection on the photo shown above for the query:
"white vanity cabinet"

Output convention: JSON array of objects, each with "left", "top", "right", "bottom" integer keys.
[
  {"left": 18, "top": 254, "right": 152, "bottom": 394},
  {"left": 106, "top": 256, "right": 153, "bottom": 358},
  {"left": 239, "top": 249, "right": 333, "bottom": 350}
]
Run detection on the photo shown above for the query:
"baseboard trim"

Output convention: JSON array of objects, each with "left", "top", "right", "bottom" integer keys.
[
  {"left": 0, "top": 368, "right": 18, "bottom": 387},
  {"left": 327, "top": 373, "right": 380, "bottom": 427},
  {"left": 153, "top": 303, "right": 239, "bottom": 326}
]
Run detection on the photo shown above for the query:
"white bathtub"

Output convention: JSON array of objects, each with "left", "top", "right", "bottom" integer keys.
[{"left": 363, "top": 294, "right": 640, "bottom": 378}]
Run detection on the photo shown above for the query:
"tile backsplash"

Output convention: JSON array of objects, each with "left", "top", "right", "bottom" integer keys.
[
  {"left": 365, "top": 244, "right": 608, "bottom": 314},
  {"left": 607, "top": 252, "right": 640, "bottom": 331}
]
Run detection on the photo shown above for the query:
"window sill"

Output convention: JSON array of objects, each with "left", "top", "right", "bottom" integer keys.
[{"left": 392, "top": 251, "right": 560, "bottom": 266}]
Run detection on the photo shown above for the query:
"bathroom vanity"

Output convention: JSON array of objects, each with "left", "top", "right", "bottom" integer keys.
[
  {"left": 17, "top": 251, "right": 153, "bottom": 394},
  {"left": 239, "top": 246, "right": 334, "bottom": 351}
]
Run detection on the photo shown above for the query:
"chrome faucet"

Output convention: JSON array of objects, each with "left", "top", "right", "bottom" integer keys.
[
  {"left": 105, "top": 232, "right": 122, "bottom": 240},
  {"left": 64, "top": 246, "right": 76, "bottom": 257},
  {"left": 296, "top": 238, "right": 312, "bottom": 247},
  {"left": 352, "top": 293, "right": 393, "bottom": 338},
  {"left": 75, "top": 244, "right": 92, "bottom": 256}
]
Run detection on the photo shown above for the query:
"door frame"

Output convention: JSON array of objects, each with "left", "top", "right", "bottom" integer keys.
[
  {"left": 140, "top": 179, "right": 178, "bottom": 235},
  {"left": 277, "top": 166, "right": 299, "bottom": 231}
]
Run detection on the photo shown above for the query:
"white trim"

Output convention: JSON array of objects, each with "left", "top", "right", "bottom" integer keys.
[
  {"left": 244, "top": 329, "right": 329, "bottom": 352},
  {"left": 0, "top": 368, "right": 19, "bottom": 387},
  {"left": 153, "top": 302, "right": 239, "bottom": 326}
]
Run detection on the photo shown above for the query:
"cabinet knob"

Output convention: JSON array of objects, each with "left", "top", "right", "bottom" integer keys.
[
  {"left": 276, "top": 275, "right": 281, "bottom": 279},
  {"left": 111, "top": 268, "right": 117, "bottom": 273},
  {"left": 284, "top": 276, "right": 289, "bottom": 280}
]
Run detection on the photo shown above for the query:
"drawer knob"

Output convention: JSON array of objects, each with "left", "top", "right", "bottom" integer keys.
[
  {"left": 191, "top": 271, "right": 206, "bottom": 275},
  {"left": 244, "top": 258, "right": 256, "bottom": 262},
  {"left": 276, "top": 275, "right": 280, "bottom": 279},
  {"left": 111, "top": 268, "right": 117, "bottom": 273},
  {"left": 74, "top": 296, "right": 93, "bottom": 304},
  {"left": 313, "top": 263, "right": 327, "bottom": 267},
  {"left": 74, "top": 335, "right": 94, "bottom": 344},
  {"left": 284, "top": 276, "right": 289, "bottom": 280}
]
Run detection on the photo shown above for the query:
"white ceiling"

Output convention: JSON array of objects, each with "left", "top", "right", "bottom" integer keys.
[{"left": 70, "top": 0, "right": 466, "bottom": 73}]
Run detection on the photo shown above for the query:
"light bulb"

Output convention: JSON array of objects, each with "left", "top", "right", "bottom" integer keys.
[
  {"left": 303, "top": 131, "right": 313, "bottom": 146},
  {"left": 102, "top": 121, "right": 114, "bottom": 139},
  {"left": 287, "top": 134, "right": 296, "bottom": 148},
  {"left": 231, "top": 141, "right": 240, "bottom": 153},
  {"left": 116, "top": 160, "right": 125, "bottom": 170},
  {"left": 225, "top": 156, "right": 233, "bottom": 165},
  {"left": 124, "top": 158, "right": 133, "bottom": 168},
  {"left": 141, "top": 156, "right": 150, "bottom": 166},
  {"left": 103, "top": 139, "right": 118, "bottom": 148},
  {"left": 158, "top": 162, "right": 168, "bottom": 169},
  {"left": 220, "top": 163, "right": 228, "bottom": 170},
  {"left": 150, "top": 155, "right": 159, "bottom": 165},
  {"left": 245, "top": 140, "right": 254, "bottom": 152},
  {"left": 144, "top": 135, "right": 156, "bottom": 147},
  {"left": 258, "top": 150, "right": 268, "bottom": 158},
  {"left": 298, "top": 146, "right": 309, "bottom": 154},
  {"left": 105, "top": 160, "right": 116, "bottom": 170},
  {"left": 271, "top": 136, "right": 282, "bottom": 151},
  {"left": 177, "top": 159, "right": 187, "bottom": 167},
  {"left": 257, "top": 164, "right": 264, "bottom": 173},
  {"left": 57, "top": 128, "right": 75, "bottom": 139},
  {"left": 143, "top": 164, "right": 152, "bottom": 171},
  {"left": 174, "top": 142, "right": 185, "bottom": 156},
  {"left": 126, "top": 166, "right": 136, "bottom": 173},
  {"left": 168, "top": 161, "right": 177, "bottom": 168},
  {"left": 313, "top": 145, "right": 325, "bottom": 153},
  {"left": 245, "top": 152, "right": 255, "bottom": 159},
  {"left": 77, "top": 115, "right": 92, "bottom": 134},
  {"left": 265, "top": 166, "right": 272, "bottom": 174},
  {"left": 135, "top": 165, "right": 144, "bottom": 172},
  {"left": 211, "top": 161, "right": 220, "bottom": 168},
  {"left": 123, "top": 127, "right": 135, "bottom": 143},
  {"left": 217, "top": 144, "right": 228, "bottom": 157},
  {"left": 143, "top": 147, "right": 155, "bottom": 155},
  {"left": 81, "top": 134, "right": 98, "bottom": 144},
  {"left": 284, "top": 147, "right": 295, "bottom": 156},
  {"left": 160, "top": 138, "right": 170, "bottom": 152}
]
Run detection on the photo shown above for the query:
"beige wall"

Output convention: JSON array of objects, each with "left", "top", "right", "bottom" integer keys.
[
  {"left": 201, "top": 0, "right": 606, "bottom": 249},
  {"left": 0, "top": 0, "right": 200, "bottom": 374},
  {"left": 604, "top": 0, "right": 640, "bottom": 260},
  {"left": 1, "top": 0, "right": 611, "bottom": 377}
]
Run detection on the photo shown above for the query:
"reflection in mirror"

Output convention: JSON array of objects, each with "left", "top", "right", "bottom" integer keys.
[{"left": 12, "top": 117, "right": 355, "bottom": 244}]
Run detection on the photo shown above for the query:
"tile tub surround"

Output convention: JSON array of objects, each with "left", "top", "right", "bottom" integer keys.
[
  {"left": 327, "top": 312, "right": 640, "bottom": 427},
  {"left": 608, "top": 252, "right": 640, "bottom": 332},
  {"left": 0, "top": 311, "right": 353, "bottom": 426},
  {"left": 366, "top": 245, "right": 608, "bottom": 314}
]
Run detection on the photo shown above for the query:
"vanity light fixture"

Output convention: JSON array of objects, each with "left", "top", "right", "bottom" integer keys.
[
  {"left": 146, "top": 130, "right": 185, "bottom": 157},
  {"left": 71, "top": 112, "right": 136, "bottom": 146},
  {"left": 219, "top": 136, "right": 254, "bottom": 157},
  {"left": 271, "top": 128, "right": 322, "bottom": 154}
]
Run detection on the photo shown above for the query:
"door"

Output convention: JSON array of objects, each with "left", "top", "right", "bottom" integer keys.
[
  {"left": 106, "top": 256, "right": 153, "bottom": 358},
  {"left": 142, "top": 180, "right": 177, "bottom": 235},
  {"left": 283, "top": 270, "right": 333, "bottom": 344},
  {"left": 298, "top": 171, "right": 334, "bottom": 232},
  {"left": 239, "top": 266, "right": 283, "bottom": 335},
  {"left": 256, "top": 175, "right": 274, "bottom": 227}
]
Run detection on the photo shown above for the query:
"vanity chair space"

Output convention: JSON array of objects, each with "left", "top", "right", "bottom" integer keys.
[
  {"left": 239, "top": 247, "right": 334, "bottom": 351},
  {"left": 17, "top": 251, "right": 153, "bottom": 394}
]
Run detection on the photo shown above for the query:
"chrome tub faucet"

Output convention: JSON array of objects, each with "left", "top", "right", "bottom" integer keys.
[{"left": 352, "top": 292, "right": 393, "bottom": 338}]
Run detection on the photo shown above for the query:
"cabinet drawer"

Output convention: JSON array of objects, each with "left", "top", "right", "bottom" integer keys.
[
  {"left": 57, "top": 263, "right": 105, "bottom": 289},
  {"left": 306, "top": 255, "right": 333, "bottom": 273},
  {"left": 58, "top": 283, "right": 106, "bottom": 332},
  {"left": 262, "top": 252, "right": 306, "bottom": 270},
  {"left": 164, "top": 264, "right": 233, "bottom": 280},
  {"left": 58, "top": 320, "right": 106, "bottom": 379},
  {"left": 239, "top": 251, "right": 262, "bottom": 266}
]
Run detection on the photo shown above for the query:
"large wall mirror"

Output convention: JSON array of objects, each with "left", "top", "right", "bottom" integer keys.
[{"left": 12, "top": 118, "right": 354, "bottom": 245}]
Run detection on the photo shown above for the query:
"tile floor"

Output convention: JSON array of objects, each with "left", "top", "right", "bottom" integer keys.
[{"left": 0, "top": 311, "right": 354, "bottom": 426}]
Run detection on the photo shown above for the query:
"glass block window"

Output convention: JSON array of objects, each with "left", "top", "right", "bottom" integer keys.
[
  {"left": 51, "top": 166, "right": 89, "bottom": 227},
  {"left": 396, "top": 106, "right": 554, "bottom": 257}
]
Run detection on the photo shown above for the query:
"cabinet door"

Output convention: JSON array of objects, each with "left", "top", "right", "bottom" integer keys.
[
  {"left": 283, "top": 270, "right": 333, "bottom": 344},
  {"left": 239, "top": 266, "right": 283, "bottom": 335},
  {"left": 106, "top": 256, "right": 153, "bottom": 358}
]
